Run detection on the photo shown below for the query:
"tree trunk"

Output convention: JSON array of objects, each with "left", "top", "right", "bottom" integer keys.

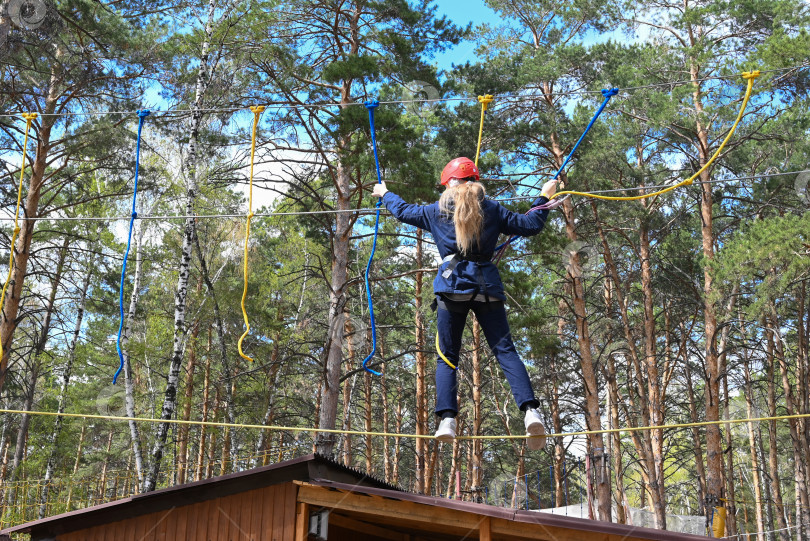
[
  {"left": 316, "top": 127, "right": 353, "bottom": 456},
  {"left": 769, "top": 310, "right": 810, "bottom": 537},
  {"left": 0, "top": 91, "right": 58, "bottom": 393},
  {"left": 98, "top": 429, "right": 114, "bottom": 501},
  {"left": 559, "top": 191, "right": 611, "bottom": 521},
  {"left": 684, "top": 354, "right": 708, "bottom": 514},
  {"left": 121, "top": 227, "right": 146, "bottom": 488},
  {"left": 207, "top": 385, "right": 220, "bottom": 479},
  {"left": 718, "top": 290, "right": 738, "bottom": 539},
  {"left": 743, "top": 352, "right": 766, "bottom": 541},
  {"left": 471, "top": 311, "right": 484, "bottom": 499},
  {"left": 10, "top": 236, "right": 68, "bottom": 484},
  {"left": 195, "top": 332, "right": 212, "bottom": 482},
  {"left": 605, "top": 352, "right": 627, "bottom": 523},
  {"left": 8, "top": 361, "right": 39, "bottom": 486},
  {"left": 593, "top": 205, "right": 658, "bottom": 520},
  {"left": 144, "top": 0, "right": 218, "bottom": 490},
  {"left": 414, "top": 227, "right": 428, "bottom": 493},
  {"left": 382, "top": 361, "right": 390, "bottom": 479},
  {"left": 64, "top": 424, "right": 86, "bottom": 510},
  {"left": 255, "top": 340, "right": 282, "bottom": 466},
  {"left": 364, "top": 369, "right": 373, "bottom": 473},
  {"left": 342, "top": 315, "right": 355, "bottom": 466},
  {"left": 765, "top": 324, "right": 791, "bottom": 541},
  {"left": 177, "top": 278, "right": 201, "bottom": 485},
  {"left": 393, "top": 382, "right": 403, "bottom": 485},
  {"left": 193, "top": 226, "right": 235, "bottom": 448},
  {"left": 689, "top": 60, "right": 724, "bottom": 525},
  {"left": 639, "top": 221, "right": 666, "bottom": 529},
  {"left": 549, "top": 317, "right": 565, "bottom": 508},
  {"left": 39, "top": 254, "right": 94, "bottom": 518}
]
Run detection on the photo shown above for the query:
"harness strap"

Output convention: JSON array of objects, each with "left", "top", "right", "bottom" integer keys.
[{"left": 441, "top": 253, "right": 460, "bottom": 278}]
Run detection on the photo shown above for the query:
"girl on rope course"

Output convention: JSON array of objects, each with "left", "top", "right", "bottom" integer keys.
[{"left": 372, "top": 157, "right": 556, "bottom": 449}]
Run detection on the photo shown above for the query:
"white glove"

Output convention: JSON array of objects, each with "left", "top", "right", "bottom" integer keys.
[
  {"left": 541, "top": 179, "right": 557, "bottom": 199},
  {"left": 372, "top": 181, "right": 388, "bottom": 198}
]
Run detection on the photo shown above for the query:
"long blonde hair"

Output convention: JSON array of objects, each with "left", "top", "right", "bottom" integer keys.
[{"left": 439, "top": 181, "right": 485, "bottom": 255}]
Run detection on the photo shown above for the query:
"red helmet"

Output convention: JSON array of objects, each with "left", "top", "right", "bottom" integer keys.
[{"left": 440, "top": 157, "right": 480, "bottom": 185}]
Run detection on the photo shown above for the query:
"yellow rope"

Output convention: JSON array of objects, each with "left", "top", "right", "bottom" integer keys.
[
  {"left": 238, "top": 106, "right": 265, "bottom": 362},
  {"left": 434, "top": 95, "right": 495, "bottom": 370},
  {"left": 550, "top": 71, "right": 760, "bottom": 202},
  {"left": 0, "top": 112, "right": 37, "bottom": 362},
  {"left": 3, "top": 407, "right": 808, "bottom": 442},
  {"left": 474, "top": 94, "right": 494, "bottom": 167},
  {"left": 436, "top": 331, "right": 456, "bottom": 370}
]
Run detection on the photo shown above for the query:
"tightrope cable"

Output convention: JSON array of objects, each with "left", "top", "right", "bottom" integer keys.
[
  {"left": 0, "top": 168, "right": 803, "bottom": 223},
  {"left": 0, "top": 112, "right": 37, "bottom": 365},
  {"left": 361, "top": 100, "right": 383, "bottom": 375},
  {"left": 114, "top": 109, "right": 150, "bottom": 385},
  {"left": 238, "top": 105, "right": 265, "bottom": 363},
  {"left": 0, "top": 65, "right": 802, "bottom": 119},
  {"left": 1, "top": 408, "right": 809, "bottom": 441}
]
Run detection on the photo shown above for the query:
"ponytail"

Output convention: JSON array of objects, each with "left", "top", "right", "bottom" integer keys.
[{"left": 438, "top": 181, "right": 485, "bottom": 255}]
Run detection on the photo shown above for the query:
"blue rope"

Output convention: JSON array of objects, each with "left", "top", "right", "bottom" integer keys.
[
  {"left": 494, "top": 88, "right": 618, "bottom": 253},
  {"left": 361, "top": 100, "right": 383, "bottom": 375},
  {"left": 114, "top": 109, "right": 150, "bottom": 384}
]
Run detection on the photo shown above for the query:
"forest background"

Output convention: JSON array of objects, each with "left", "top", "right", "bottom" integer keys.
[{"left": 0, "top": 0, "right": 809, "bottom": 538}]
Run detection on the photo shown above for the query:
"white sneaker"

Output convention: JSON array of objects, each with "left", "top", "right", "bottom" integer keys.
[
  {"left": 524, "top": 408, "right": 546, "bottom": 450},
  {"left": 434, "top": 417, "right": 456, "bottom": 442}
]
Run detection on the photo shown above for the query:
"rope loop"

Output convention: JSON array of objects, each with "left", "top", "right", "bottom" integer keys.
[
  {"left": 602, "top": 87, "right": 619, "bottom": 97},
  {"left": 742, "top": 70, "right": 761, "bottom": 80},
  {"left": 360, "top": 101, "right": 384, "bottom": 375},
  {"left": 114, "top": 110, "right": 150, "bottom": 384},
  {"left": 238, "top": 106, "right": 265, "bottom": 362}
]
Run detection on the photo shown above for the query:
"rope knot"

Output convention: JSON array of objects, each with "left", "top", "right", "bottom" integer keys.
[
  {"left": 131, "top": 211, "right": 138, "bottom": 219},
  {"left": 602, "top": 88, "right": 619, "bottom": 97},
  {"left": 21, "top": 112, "right": 38, "bottom": 122},
  {"left": 136, "top": 109, "right": 151, "bottom": 118},
  {"left": 477, "top": 94, "right": 494, "bottom": 111},
  {"left": 13, "top": 227, "right": 20, "bottom": 235},
  {"left": 248, "top": 211, "right": 254, "bottom": 219},
  {"left": 742, "top": 70, "right": 761, "bottom": 80},
  {"left": 364, "top": 99, "right": 380, "bottom": 110},
  {"left": 250, "top": 105, "right": 266, "bottom": 114}
]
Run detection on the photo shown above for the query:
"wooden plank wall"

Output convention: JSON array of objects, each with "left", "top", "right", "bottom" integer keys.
[{"left": 56, "top": 483, "right": 298, "bottom": 541}]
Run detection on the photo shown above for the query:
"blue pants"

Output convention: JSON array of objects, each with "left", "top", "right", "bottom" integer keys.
[{"left": 435, "top": 297, "right": 537, "bottom": 416}]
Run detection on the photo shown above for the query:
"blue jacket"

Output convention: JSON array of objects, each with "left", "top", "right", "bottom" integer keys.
[{"left": 382, "top": 191, "right": 550, "bottom": 301}]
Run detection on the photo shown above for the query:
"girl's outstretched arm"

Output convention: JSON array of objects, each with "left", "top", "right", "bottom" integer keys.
[{"left": 373, "top": 182, "right": 433, "bottom": 231}]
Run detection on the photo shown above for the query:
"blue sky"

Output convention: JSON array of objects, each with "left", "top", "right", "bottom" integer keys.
[{"left": 431, "top": 0, "right": 499, "bottom": 69}]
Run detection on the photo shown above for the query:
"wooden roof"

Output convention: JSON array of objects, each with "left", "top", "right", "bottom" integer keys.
[
  {"left": 0, "top": 453, "right": 398, "bottom": 539},
  {"left": 3, "top": 453, "right": 710, "bottom": 541}
]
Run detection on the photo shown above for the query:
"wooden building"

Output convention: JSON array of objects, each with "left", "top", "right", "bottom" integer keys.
[{"left": 1, "top": 454, "right": 709, "bottom": 541}]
